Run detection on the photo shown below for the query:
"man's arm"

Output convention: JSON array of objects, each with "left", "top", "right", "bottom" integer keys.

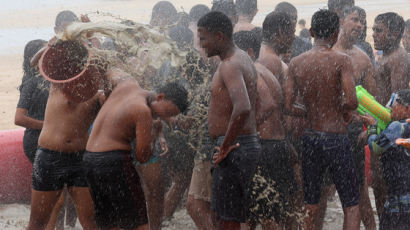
[
  {"left": 283, "top": 61, "right": 305, "bottom": 116},
  {"left": 134, "top": 106, "right": 153, "bottom": 163},
  {"left": 341, "top": 56, "right": 358, "bottom": 111},
  {"left": 390, "top": 53, "right": 410, "bottom": 92},
  {"left": 218, "top": 62, "right": 252, "bottom": 152},
  {"left": 14, "top": 108, "right": 43, "bottom": 130}
]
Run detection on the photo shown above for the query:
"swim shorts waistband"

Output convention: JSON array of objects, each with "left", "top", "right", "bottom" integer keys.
[
  {"left": 216, "top": 133, "right": 259, "bottom": 146},
  {"left": 260, "top": 138, "right": 286, "bottom": 145},
  {"left": 38, "top": 147, "right": 84, "bottom": 156}
]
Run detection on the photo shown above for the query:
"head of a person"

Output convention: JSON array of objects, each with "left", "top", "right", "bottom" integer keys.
[
  {"left": 390, "top": 89, "right": 410, "bottom": 120},
  {"left": 262, "top": 11, "right": 295, "bottom": 53},
  {"left": 235, "top": 0, "right": 257, "bottom": 18},
  {"left": 212, "top": 0, "right": 237, "bottom": 25},
  {"left": 233, "top": 30, "right": 261, "bottom": 61},
  {"left": 372, "top": 12, "right": 405, "bottom": 51},
  {"left": 153, "top": 82, "right": 189, "bottom": 119},
  {"left": 298, "top": 19, "right": 306, "bottom": 27},
  {"left": 54, "top": 10, "right": 78, "bottom": 34},
  {"left": 403, "top": 19, "right": 410, "bottom": 52},
  {"left": 310, "top": 9, "right": 340, "bottom": 46},
  {"left": 189, "top": 4, "right": 210, "bottom": 24},
  {"left": 23, "top": 39, "right": 47, "bottom": 77},
  {"left": 328, "top": 0, "right": 355, "bottom": 18},
  {"left": 168, "top": 25, "right": 194, "bottom": 49},
  {"left": 340, "top": 6, "right": 366, "bottom": 42},
  {"left": 197, "top": 11, "right": 233, "bottom": 57},
  {"left": 274, "top": 2, "right": 297, "bottom": 27},
  {"left": 150, "top": 1, "right": 178, "bottom": 27}
]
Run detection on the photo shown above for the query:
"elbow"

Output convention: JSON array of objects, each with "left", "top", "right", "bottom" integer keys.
[{"left": 14, "top": 114, "right": 23, "bottom": 126}]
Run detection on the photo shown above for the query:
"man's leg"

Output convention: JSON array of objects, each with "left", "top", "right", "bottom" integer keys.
[
  {"left": 27, "top": 189, "right": 63, "bottom": 230},
  {"left": 343, "top": 205, "right": 361, "bottom": 230},
  {"left": 186, "top": 195, "right": 216, "bottom": 230},
  {"left": 67, "top": 187, "right": 98, "bottom": 230},
  {"left": 313, "top": 185, "right": 333, "bottom": 230},
  {"left": 163, "top": 170, "right": 192, "bottom": 219},
  {"left": 304, "top": 204, "right": 320, "bottom": 230},
  {"left": 217, "top": 220, "right": 240, "bottom": 230},
  {"left": 65, "top": 191, "right": 78, "bottom": 227},
  {"left": 46, "top": 192, "right": 65, "bottom": 230},
  {"left": 359, "top": 182, "right": 376, "bottom": 230},
  {"left": 371, "top": 154, "right": 387, "bottom": 218},
  {"left": 137, "top": 161, "right": 164, "bottom": 230}
]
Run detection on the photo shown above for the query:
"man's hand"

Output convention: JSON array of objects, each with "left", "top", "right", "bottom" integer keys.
[
  {"left": 212, "top": 143, "right": 240, "bottom": 165},
  {"left": 159, "top": 136, "right": 169, "bottom": 157},
  {"left": 360, "top": 114, "right": 377, "bottom": 126}
]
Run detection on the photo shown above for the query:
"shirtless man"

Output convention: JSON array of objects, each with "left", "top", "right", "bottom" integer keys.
[
  {"left": 233, "top": 0, "right": 258, "bottom": 33},
  {"left": 333, "top": 6, "right": 377, "bottom": 230},
  {"left": 372, "top": 12, "right": 410, "bottom": 217},
  {"left": 284, "top": 9, "right": 360, "bottom": 230},
  {"left": 197, "top": 11, "right": 260, "bottom": 230},
  {"left": 84, "top": 71, "right": 188, "bottom": 230},
  {"left": 234, "top": 30, "right": 297, "bottom": 230},
  {"left": 26, "top": 41, "right": 102, "bottom": 230},
  {"left": 258, "top": 11, "right": 295, "bottom": 87}
]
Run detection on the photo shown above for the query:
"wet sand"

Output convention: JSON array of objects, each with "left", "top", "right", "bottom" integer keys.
[{"left": 0, "top": 0, "right": 408, "bottom": 229}]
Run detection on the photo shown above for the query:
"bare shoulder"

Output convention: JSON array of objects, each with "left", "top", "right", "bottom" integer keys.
[{"left": 353, "top": 46, "right": 373, "bottom": 66}]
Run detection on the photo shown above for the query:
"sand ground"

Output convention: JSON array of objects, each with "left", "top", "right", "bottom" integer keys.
[{"left": 1, "top": 0, "right": 408, "bottom": 229}]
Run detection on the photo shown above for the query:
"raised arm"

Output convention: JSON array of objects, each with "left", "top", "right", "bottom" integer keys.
[
  {"left": 341, "top": 56, "right": 358, "bottom": 111},
  {"left": 134, "top": 106, "right": 153, "bottom": 163}
]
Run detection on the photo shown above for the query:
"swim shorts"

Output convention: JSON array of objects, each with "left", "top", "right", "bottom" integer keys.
[
  {"left": 347, "top": 121, "right": 366, "bottom": 185},
  {"left": 83, "top": 150, "right": 148, "bottom": 229},
  {"left": 32, "top": 147, "right": 88, "bottom": 191},
  {"left": 211, "top": 134, "right": 261, "bottom": 222},
  {"left": 301, "top": 129, "right": 359, "bottom": 208},
  {"left": 380, "top": 194, "right": 410, "bottom": 230},
  {"left": 249, "top": 139, "right": 297, "bottom": 223}
]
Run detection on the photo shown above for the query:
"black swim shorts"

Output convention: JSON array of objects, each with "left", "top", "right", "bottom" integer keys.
[
  {"left": 249, "top": 139, "right": 297, "bottom": 223},
  {"left": 32, "top": 147, "right": 88, "bottom": 191},
  {"left": 301, "top": 129, "right": 359, "bottom": 208},
  {"left": 347, "top": 121, "right": 366, "bottom": 185},
  {"left": 83, "top": 150, "right": 148, "bottom": 230},
  {"left": 211, "top": 134, "right": 261, "bottom": 223}
]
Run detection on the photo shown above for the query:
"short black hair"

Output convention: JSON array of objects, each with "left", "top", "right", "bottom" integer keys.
[
  {"left": 21, "top": 39, "right": 46, "bottom": 88},
  {"left": 198, "top": 11, "right": 233, "bottom": 39},
  {"left": 157, "top": 82, "right": 189, "bottom": 113},
  {"left": 396, "top": 89, "right": 410, "bottom": 106},
  {"left": 211, "top": 0, "right": 236, "bottom": 20},
  {"left": 341, "top": 6, "right": 365, "bottom": 20},
  {"left": 274, "top": 2, "right": 297, "bottom": 16},
  {"left": 189, "top": 4, "right": 210, "bottom": 23},
  {"left": 236, "top": 0, "right": 257, "bottom": 16},
  {"left": 375, "top": 12, "right": 405, "bottom": 43},
  {"left": 151, "top": 1, "right": 178, "bottom": 26},
  {"left": 168, "top": 25, "right": 194, "bottom": 48},
  {"left": 55, "top": 10, "right": 78, "bottom": 28},
  {"left": 298, "top": 19, "right": 306, "bottom": 26},
  {"left": 262, "top": 11, "right": 293, "bottom": 42},
  {"left": 328, "top": 0, "right": 355, "bottom": 12},
  {"left": 311, "top": 9, "right": 340, "bottom": 39},
  {"left": 233, "top": 30, "right": 261, "bottom": 59}
]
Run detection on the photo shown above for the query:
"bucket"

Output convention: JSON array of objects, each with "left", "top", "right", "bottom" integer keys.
[{"left": 39, "top": 40, "right": 104, "bottom": 103}]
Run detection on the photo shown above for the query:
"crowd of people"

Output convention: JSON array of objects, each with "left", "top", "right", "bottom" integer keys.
[{"left": 14, "top": 0, "right": 410, "bottom": 230}]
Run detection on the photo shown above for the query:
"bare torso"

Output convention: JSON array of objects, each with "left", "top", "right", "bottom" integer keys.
[
  {"left": 38, "top": 85, "right": 100, "bottom": 152},
  {"left": 86, "top": 80, "right": 151, "bottom": 152},
  {"left": 257, "top": 43, "right": 285, "bottom": 86},
  {"left": 255, "top": 63, "right": 286, "bottom": 140},
  {"left": 208, "top": 48, "right": 258, "bottom": 138},
  {"left": 375, "top": 47, "right": 410, "bottom": 105},
  {"left": 289, "top": 48, "right": 356, "bottom": 133}
]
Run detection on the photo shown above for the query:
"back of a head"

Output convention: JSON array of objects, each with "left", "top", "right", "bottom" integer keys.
[
  {"left": 151, "top": 1, "right": 178, "bottom": 26},
  {"left": 168, "top": 25, "right": 194, "bottom": 48},
  {"left": 233, "top": 30, "right": 261, "bottom": 58},
  {"left": 235, "top": 0, "right": 257, "bottom": 16},
  {"left": 262, "top": 11, "right": 293, "bottom": 42},
  {"left": 189, "top": 4, "right": 211, "bottom": 23},
  {"left": 157, "top": 82, "right": 189, "bottom": 113},
  {"left": 375, "top": 12, "right": 405, "bottom": 42},
  {"left": 23, "top": 39, "right": 46, "bottom": 77},
  {"left": 298, "top": 19, "right": 306, "bottom": 26},
  {"left": 328, "top": 0, "right": 355, "bottom": 13},
  {"left": 311, "top": 9, "right": 340, "bottom": 39},
  {"left": 198, "top": 11, "right": 233, "bottom": 39},
  {"left": 55, "top": 10, "right": 78, "bottom": 29},
  {"left": 274, "top": 2, "right": 297, "bottom": 17},
  {"left": 212, "top": 0, "right": 237, "bottom": 21}
]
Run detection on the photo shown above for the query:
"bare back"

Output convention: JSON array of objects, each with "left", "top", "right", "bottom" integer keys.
[
  {"left": 287, "top": 48, "right": 357, "bottom": 133},
  {"left": 208, "top": 48, "right": 258, "bottom": 138},
  {"left": 254, "top": 63, "right": 286, "bottom": 140},
  {"left": 375, "top": 47, "right": 410, "bottom": 105},
  {"left": 38, "top": 85, "right": 100, "bottom": 152},
  {"left": 86, "top": 80, "right": 152, "bottom": 153},
  {"left": 257, "top": 43, "right": 285, "bottom": 86}
]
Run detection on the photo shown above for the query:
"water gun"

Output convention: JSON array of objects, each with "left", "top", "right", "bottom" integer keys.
[{"left": 356, "top": 85, "right": 391, "bottom": 133}]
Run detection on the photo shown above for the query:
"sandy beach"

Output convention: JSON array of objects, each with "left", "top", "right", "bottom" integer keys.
[{"left": 1, "top": 0, "right": 409, "bottom": 229}]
